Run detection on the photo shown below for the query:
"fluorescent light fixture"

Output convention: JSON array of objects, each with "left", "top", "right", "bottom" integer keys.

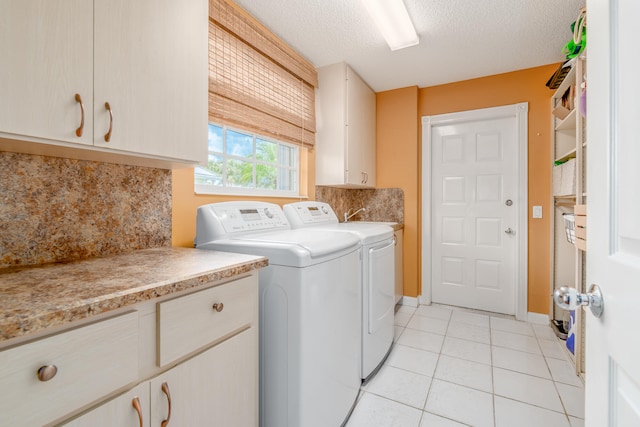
[{"left": 361, "top": 0, "right": 419, "bottom": 51}]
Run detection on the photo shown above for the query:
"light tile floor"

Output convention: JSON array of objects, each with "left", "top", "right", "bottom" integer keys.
[{"left": 345, "top": 304, "right": 585, "bottom": 427}]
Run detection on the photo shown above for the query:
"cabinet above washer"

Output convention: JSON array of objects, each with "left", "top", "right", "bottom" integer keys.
[{"left": 316, "top": 62, "right": 376, "bottom": 188}]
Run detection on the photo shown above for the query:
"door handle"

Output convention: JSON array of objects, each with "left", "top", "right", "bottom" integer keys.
[
  {"left": 74, "top": 93, "right": 85, "bottom": 137},
  {"left": 104, "top": 102, "right": 113, "bottom": 142},
  {"left": 161, "top": 382, "right": 172, "bottom": 427},
  {"left": 132, "top": 396, "right": 144, "bottom": 427},
  {"left": 553, "top": 284, "right": 604, "bottom": 318},
  {"left": 504, "top": 228, "right": 514, "bottom": 235}
]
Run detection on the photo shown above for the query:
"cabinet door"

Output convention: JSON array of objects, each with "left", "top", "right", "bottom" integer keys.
[
  {"left": 93, "top": 0, "right": 207, "bottom": 162},
  {"left": 61, "top": 383, "right": 149, "bottom": 427},
  {"left": 394, "top": 230, "right": 404, "bottom": 304},
  {"left": 150, "top": 328, "right": 258, "bottom": 426},
  {"left": 346, "top": 67, "right": 376, "bottom": 187},
  {"left": 0, "top": 0, "right": 93, "bottom": 145},
  {"left": 316, "top": 63, "right": 348, "bottom": 186},
  {"left": 0, "top": 312, "right": 138, "bottom": 427}
]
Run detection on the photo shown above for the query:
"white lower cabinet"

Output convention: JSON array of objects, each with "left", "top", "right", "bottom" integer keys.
[
  {"left": 0, "top": 273, "right": 259, "bottom": 427},
  {"left": 65, "top": 328, "right": 257, "bottom": 427},
  {"left": 150, "top": 328, "right": 258, "bottom": 426},
  {"left": 63, "top": 382, "right": 150, "bottom": 427},
  {"left": 0, "top": 312, "right": 139, "bottom": 427}
]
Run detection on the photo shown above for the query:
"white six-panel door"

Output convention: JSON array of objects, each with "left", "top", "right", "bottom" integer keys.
[
  {"left": 586, "top": 0, "right": 640, "bottom": 425},
  {"left": 423, "top": 104, "right": 528, "bottom": 317}
]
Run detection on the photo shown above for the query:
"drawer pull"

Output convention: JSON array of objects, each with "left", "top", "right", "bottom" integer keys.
[
  {"left": 212, "top": 302, "right": 224, "bottom": 312},
  {"left": 161, "top": 382, "right": 172, "bottom": 427},
  {"left": 36, "top": 365, "right": 58, "bottom": 382},
  {"left": 132, "top": 396, "right": 143, "bottom": 427}
]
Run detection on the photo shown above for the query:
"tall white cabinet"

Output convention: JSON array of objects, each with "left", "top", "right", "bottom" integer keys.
[
  {"left": 316, "top": 62, "right": 376, "bottom": 188},
  {"left": 0, "top": 0, "right": 208, "bottom": 166}
]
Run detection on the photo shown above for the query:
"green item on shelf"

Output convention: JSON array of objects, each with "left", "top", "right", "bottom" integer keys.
[{"left": 563, "top": 14, "right": 587, "bottom": 59}]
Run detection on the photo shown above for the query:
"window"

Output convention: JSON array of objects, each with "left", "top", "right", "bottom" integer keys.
[
  {"left": 201, "top": 0, "right": 317, "bottom": 197},
  {"left": 195, "top": 124, "right": 299, "bottom": 196}
]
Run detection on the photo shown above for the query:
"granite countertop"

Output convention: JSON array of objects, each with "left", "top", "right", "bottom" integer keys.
[
  {"left": 353, "top": 221, "right": 404, "bottom": 231},
  {"left": 0, "top": 247, "right": 267, "bottom": 343},
  {"left": 382, "top": 222, "right": 404, "bottom": 232}
]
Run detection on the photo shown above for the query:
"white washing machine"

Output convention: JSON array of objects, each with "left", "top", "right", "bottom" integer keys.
[
  {"left": 195, "top": 201, "right": 361, "bottom": 427},
  {"left": 283, "top": 201, "right": 395, "bottom": 380}
]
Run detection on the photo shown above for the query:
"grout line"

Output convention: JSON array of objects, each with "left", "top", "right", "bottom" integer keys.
[
  {"left": 489, "top": 315, "right": 497, "bottom": 427},
  {"left": 352, "top": 306, "right": 584, "bottom": 426}
]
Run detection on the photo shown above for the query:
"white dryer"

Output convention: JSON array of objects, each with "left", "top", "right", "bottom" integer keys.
[
  {"left": 284, "top": 201, "right": 395, "bottom": 380},
  {"left": 195, "top": 202, "right": 361, "bottom": 427}
]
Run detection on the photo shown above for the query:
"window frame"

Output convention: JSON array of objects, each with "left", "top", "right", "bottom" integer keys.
[{"left": 195, "top": 123, "right": 301, "bottom": 197}]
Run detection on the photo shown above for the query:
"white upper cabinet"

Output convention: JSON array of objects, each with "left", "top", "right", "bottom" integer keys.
[
  {"left": 0, "top": 0, "right": 94, "bottom": 146},
  {"left": 93, "top": 0, "right": 207, "bottom": 162},
  {"left": 316, "top": 62, "right": 376, "bottom": 188},
  {"left": 0, "top": 0, "right": 208, "bottom": 166}
]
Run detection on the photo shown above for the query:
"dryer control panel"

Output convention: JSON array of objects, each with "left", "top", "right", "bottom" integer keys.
[{"left": 283, "top": 201, "right": 339, "bottom": 227}]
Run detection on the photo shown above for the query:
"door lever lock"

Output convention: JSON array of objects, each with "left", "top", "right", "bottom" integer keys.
[{"left": 553, "top": 284, "right": 604, "bottom": 318}]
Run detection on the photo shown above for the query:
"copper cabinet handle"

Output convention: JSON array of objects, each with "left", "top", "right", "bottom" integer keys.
[
  {"left": 104, "top": 102, "right": 113, "bottom": 142},
  {"left": 74, "top": 93, "right": 85, "bottom": 137},
  {"left": 212, "top": 302, "right": 224, "bottom": 312},
  {"left": 161, "top": 382, "right": 172, "bottom": 427},
  {"left": 131, "top": 396, "right": 143, "bottom": 427},
  {"left": 37, "top": 365, "right": 58, "bottom": 382}
]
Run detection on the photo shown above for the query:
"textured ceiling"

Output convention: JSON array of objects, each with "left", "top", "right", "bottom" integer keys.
[{"left": 234, "top": 0, "right": 586, "bottom": 92}]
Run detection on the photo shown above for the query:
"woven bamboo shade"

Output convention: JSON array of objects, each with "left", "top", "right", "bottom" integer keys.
[{"left": 209, "top": 0, "right": 317, "bottom": 146}]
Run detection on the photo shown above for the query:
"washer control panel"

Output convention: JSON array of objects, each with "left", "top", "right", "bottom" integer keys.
[
  {"left": 212, "top": 205, "right": 289, "bottom": 233},
  {"left": 283, "top": 202, "right": 339, "bottom": 227}
]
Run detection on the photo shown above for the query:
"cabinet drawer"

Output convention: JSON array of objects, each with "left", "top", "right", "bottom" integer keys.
[
  {"left": 157, "top": 274, "right": 258, "bottom": 367},
  {"left": 0, "top": 311, "right": 139, "bottom": 427}
]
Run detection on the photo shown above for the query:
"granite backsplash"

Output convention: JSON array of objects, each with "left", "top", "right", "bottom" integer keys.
[
  {"left": 0, "top": 152, "right": 171, "bottom": 269},
  {"left": 315, "top": 186, "right": 404, "bottom": 223}
]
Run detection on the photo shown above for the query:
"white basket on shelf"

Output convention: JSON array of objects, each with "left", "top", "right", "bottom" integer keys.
[{"left": 563, "top": 213, "right": 576, "bottom": 244}]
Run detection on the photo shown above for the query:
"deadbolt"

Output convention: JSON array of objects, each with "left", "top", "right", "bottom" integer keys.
[{"left": 505, "top": 199, "right": 513, "bottom": 206}]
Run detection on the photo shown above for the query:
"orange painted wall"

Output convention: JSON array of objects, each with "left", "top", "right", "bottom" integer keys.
[
  {"left": 172, "top": 149, "right": 315, "bottom": 248},
  {"left": 377, "top": 64, "right": 558, "bottom": 314},
  {"left": 175, "top": 64, "right": 557, "bottom": 314},
  {"left": 376, "top": 87, "right": 421, "bottom": 298}
]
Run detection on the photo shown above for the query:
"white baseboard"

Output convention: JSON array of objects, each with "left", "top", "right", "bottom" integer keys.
[
  {"left": 400, "top": 296, "right": 419, "bottom": 308},
  {"left": 399, "top": 298, "right": 550, "bottom": 324},
  {"left": 418, "top": 294, "right": 431, "bottom": 306},
  {"left": 527, "top": 312, "right": 550, "bottom": 325}
]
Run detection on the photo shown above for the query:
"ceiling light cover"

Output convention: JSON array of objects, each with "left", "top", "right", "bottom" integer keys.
[{"left": 362, "top": 0, "right": 419, "bottom": 51}]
